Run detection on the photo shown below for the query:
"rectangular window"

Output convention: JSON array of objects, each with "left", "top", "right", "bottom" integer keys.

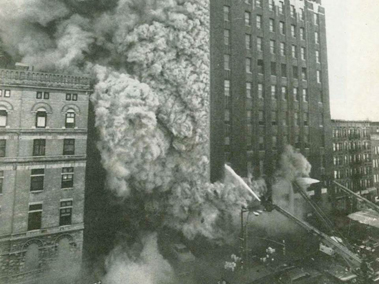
[
  {"left": 317, "top": 70, "right": 321, "bottom": 83},
  {"left": 291, "top": 25, "right": 296, "bottom": 38},
  {"left": 246, "top": 58, "right": 252, "bottom": 73},
  {"left": 304, "top": 113, "right": 309, "bottom": 126},
  {"left": 293, "top": 66, "right": 298, "bottom": 79},
  {"left": 301, "top": 47, "right": 306, "bottom": 60},
  {"left": 271, "top": 62, "right": 277, "bottom": 76},
  {"left": 320, "top": 114, "right": 324, "bottom": 127},
  {"left": 43, "top": 92, "right": 49, "bottom": 99},
  {"left": 259, "top": 136, "right": 265, "bottom": 150},
  {"left": 36, "top": 92, "right": 42, "bottom": 99},
  {"left": 314, "top": 13, "right": 319, "bottom": 25},
  {"left": 247, "top": 110, "right": 252, "bottom": 122},
  {"left": 293, "top": 87, "right": 299, "bottom": 101},
  {"left": 33, "top": 139, "right": 46, "bottom": 156},
  {"left": 60, "top": 200, "right": 73, "bottom": 226},
  {"left": 224, "top": 80, "right": 230, "bottom": 97},
  {"left": 300, "top": 28, "right": 305, "bottom": 40},
  {"left": 30, "top": 169, "right": 44, "bottom": 192},
  {"left": 280, "top": 22, "right": 285, "bottom": 35},
  {"left": 62, "top": 167, "right": 74, "bottom": 188},
  {"left": 291, "top": 5, "right": 296, "bottom": 18},
  {"left": 315, "top": 32, "right": 319, "bottom": 44},
  {"left": 256, "top": 0, "right": 262, "bottom": 7},
  {"left": 63, "top": 139, "right": 75, "bottom": 155},
  {"left": 245, "top": 11, "right": 251, "bottom": 26},
  {"left": 280, "top": 42, "right": 285, "bottom": 56},
  {"left": 316, "top": 50, "right": 320, "bottom": 63},
  {"left": 245, "top": 34, "right": 251, "bottom": 49},
  {"left": 269, "top": 0, "right": 274, "bottom": 11},
  {"left": 0, "top": 171, "right": 3, "bottom": 194},
  {"left": 259, "top": 111, "right": 264, "bottom": 126},
  {"left": 258, "top": 84, "right": 263, "bottom": 99},
  {"left": 256, "top": 15, "right": 262, "bottom": 29},
  {"left": 257, "top": 59, "right": 264, "bottom": 74},
  {"left": 302, "top": 89, "right": 308, "bottom": 102},
  {"left": 4, "top": 90, "right": 10, "bottom": 97},
  {"left": 281, "top": 64, "right": 287, "bottom": 78},
  {"left": 272, "top": 136, "right": 277, "bottom": 149},
  {"left": 224, "top": 54, "right": 230, "bottom": 70},
  {"left": 319, "top": 90, "right": 324, "bottom": 103},
  {"left": 270, "top": 40, "right": 275, "bottom": 54},
  {"left": 65, "top": 112, "right": 76, "bottom": 128},
  {"left": 224, "top": 6, "right": 230, "bottom": 22},
  {"left": 294, "top": 113, "right": 299, "bottom": 126},
  {"left": 0, "top": 140, "right": 5, "bottom": 157},
  {"left": 272, "top": 111, "right": 277, "bottom": 126},
  {"left": 300, "top": 8, "right": 305, "bottom": 20},
  {"left": 224, "top": 29, "right": 230, "bottom": 46},
  {"left": 301, "top": 67, "right": 307, "bottom": 81},
  {"left": 269, "top": 19, "right": 275, "bottom": 32},
  {"left": 246, "top": 82, "right": 252, "bottom": 98},
  {"left": 224, "top": 109, "right": 230, "bottom": 122},
  {"left": 66, "top": 93, "right": 72, "bottom": 101},
  {"left": 279, "top": 1, "right": 284, "bottom": 14},
  {"left": 72, "top": 94, "right": 78, "bottom": 101},
  {"left": 271, "top": 86, "right": 277, "bottom": 100},
  {"left": 257, "top": 37, "right": 262, "bottom": 52},
  {"left": 36, "top": 111, "right": 47, "bottom": 128},
  {"left": 291, "top": 45, "right": 297, "bottom": 58},
  {"left": 28, "top": 203, "right": 42, "bottom": 231},
  {"left": 281, "top": 86, "right": 287, "bottom": 100}
]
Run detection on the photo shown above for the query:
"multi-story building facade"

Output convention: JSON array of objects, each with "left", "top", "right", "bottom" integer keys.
[
  {"left": 370, "top": 122, "right": 379, "bottom": 194},
  {"left": 210, "top": 0, "right": 333, "bottom": 198},
  {"left": 331, "top": 120, "right": 375, "bottom": 212},
  {"left": 0, "top": 66, "right": 90, "bottom": 283}
]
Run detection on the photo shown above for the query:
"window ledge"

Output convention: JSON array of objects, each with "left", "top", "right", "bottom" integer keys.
[
  {"left": 61, "top": 187, "right": 73, "bottom": 190},
  {"left": 30, "top": 190, "right": 43, "bottom": 194}
]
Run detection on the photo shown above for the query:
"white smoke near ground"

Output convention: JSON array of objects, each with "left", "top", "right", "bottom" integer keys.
[{"left": 103, "top": 234, "right": 175, "bottom": 284}]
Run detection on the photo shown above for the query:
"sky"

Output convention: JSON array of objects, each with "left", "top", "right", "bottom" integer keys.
[{"left": 324, "top": 0, "right": 379, "bottom": 121}]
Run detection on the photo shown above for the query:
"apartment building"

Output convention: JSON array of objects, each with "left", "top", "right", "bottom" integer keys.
[{"left": 0, "top": 66, "right": 90, "bottom": 283}]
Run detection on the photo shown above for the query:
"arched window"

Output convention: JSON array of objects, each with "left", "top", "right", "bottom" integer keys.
[
  {"left": 36, "top": 109, "right": 47, "bottom": 128},
  {"left": 0, "top": 110, "right": 7, "bottom": 127},
  {"left": 65, "top": 110, "right": 75, "bottom": 128}
]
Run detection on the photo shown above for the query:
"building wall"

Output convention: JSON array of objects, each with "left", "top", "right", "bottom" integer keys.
[
  {"left": 370, "top": 122, "right": 379, "bottom": 194},
  {"left": 210, "top": 0, "right": 333, "bottom": 193},
  {"left": 331, "top": 120, "right": 374, "bottom": 212},
  {"left": 0, "top": 68, "right": 90, "bottom": 283}
]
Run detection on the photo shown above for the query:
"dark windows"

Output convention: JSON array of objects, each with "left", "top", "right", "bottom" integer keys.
[
  {"left": 281, "top": 64, "right": 287, "bottom": 78},
  {"left": 259, "top": 136, "right": 265, "bottom": 150},
  {"left": 28, "top": 203, "right": 42, "bottom": 231},
  {"left": 304, "top": 113, "right": 309, "bottom": 126},
  {"left": 272, "top": 136, "right": 277, "bottom": 149},
  {"left": 280, "top": 22, "right": 285, "bottom": 35},
  {"left": 59, "top": 200, "right": 73, "bottom": 226},
  {"left": 33, "top": 139, "right": 46, "bottom": 156},
  {"left": 279, "top": 1, "right": 284, "bottom": 14},
  {"left": 65, "top": 111, "right": 76, "bottom": 128},
  {"left": 66, "top": 93, "right": 78, "bottom": 101},
  {"left": 293, "top": 66, "right": 298, "bottom": 79},
  {"left": 271, "top": 62, "right": 277, "bottom": 76},
  {"left": 300, "top": 28, "right": 305, "bottom": 40},
  {"left": 224, "top": 6, "right": 230, "bottom": 22},
  {"left": 246, "top": 58, "right": 252, "bottom": 73},
  {"left": 301, "top": 67, "right": 307, "bottom": 81},
  {"left": 36, "top": 111, "right": 47, "bottom": 128},
  {"left": 291, "top": 45, "right": 297, "bottom": 58},
  {"left": 224, "top": 54, "right": 230, "bottom": 70},
  {"left": 4, "top": 90, "right": 10, "bottom": 97},
  {"left": 63, "top": 139, "right": 75, "bottom": 155},
  {"left": 36, "top": 92, "right": 43, "bottom": 99},
  {"left": 294, "top": 113, "right": 299, "bottom": 126},
  {"left": 0, "top": 171, "right": 3, "bottom": 194},
  {"left": 259, "top": 111, "right": 264, "bottom": 126},
  {"left": 62, "top": 167, "right": 74, "bottom": 188},
  {"left": 291, "top": 5, "right": 296, "bottom": 18},
  {"left": 300, "top": 8, "right": 305, "bottom": 21},
  {"left": 269, "top": 19, "right": 275, "bottom": 32},
  {"left": 44, "top": 92, "right": 49, "bottom": 99},
  {"left": 280, "top": 42, "right": 285, "bottom": 56},
  {"left": 272, "top": 111, "right": 277, "bottom": 126},
  {"left": 0, "top": 139, "right": 6, "bottom": 157},
  {"left": 258, "top": 84, "right": 264, "bottom": 99},
  {"left": 30, "top": 169, "right": 44, "bottom": 192},
  {"left": 269, "top": 0, "right": 274, "bottom": 11},
  {"left": 256, "top": 0, "right": 262, "bottom": 7},
  {"left": 257, "top": 59, "right": 264, "bottom": 74},
  {"left": 0, "top": 110, "right": 7, "bottom": 127},
  {"left": 224, "top": 29, "right": 230, "bottom": 46},
  {"left": 301, "top": 47, "right": 306, "bottom": 60},
  {"left": 314, "top": 13, "right": 319, "bottom": 26},
  {"left": 291, "top": 25, "right": 296, "bottom": 38},
  {"left": 245, "top": 11, "right": 251, "bottom": 26},
  {"left": 245, "top": 34, "right": 252, "bottom": 49},
  {"left": 319, "top": 91, "right": 324, "bottom": 103}
]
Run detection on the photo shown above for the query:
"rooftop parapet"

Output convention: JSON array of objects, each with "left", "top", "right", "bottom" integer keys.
[{"left": 0, "top": 68, "right": 91, "bottom": 90}]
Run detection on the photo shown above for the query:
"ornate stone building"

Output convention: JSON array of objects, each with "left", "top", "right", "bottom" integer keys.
[{"left": 0, "top": 66, "right": 90, "bottom": 283}]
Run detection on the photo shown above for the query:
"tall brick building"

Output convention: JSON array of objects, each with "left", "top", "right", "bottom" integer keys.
[
  {"left": 210, "top": 0, "right": 333, "bottom": 197},
  {"left": 0, "top": 66, "right": 90, "bottom": 283},
  {"left": 331, "top": 120, "right": 376, "bottom": 212}
]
